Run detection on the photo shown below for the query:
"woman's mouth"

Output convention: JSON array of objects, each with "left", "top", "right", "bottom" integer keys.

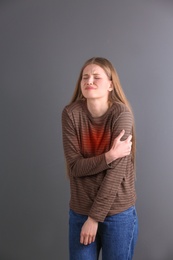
[{"left": 85, "top": 86, "right": 96, "bottom": 90}]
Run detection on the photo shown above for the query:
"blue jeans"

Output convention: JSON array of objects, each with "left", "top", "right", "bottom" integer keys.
[{"left": 69, "top": 206, "right": 138, "bottom": 260}]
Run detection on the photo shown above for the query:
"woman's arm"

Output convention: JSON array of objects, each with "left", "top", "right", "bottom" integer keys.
[
  {"left": 88, "top": 111, "right": 134, "bottom": 222},
  {"left": 62, "top": 108, "right": 132, "bottom": 178},
  {"left": 105, "top": 129, "right": 132, "bottom": 164}
]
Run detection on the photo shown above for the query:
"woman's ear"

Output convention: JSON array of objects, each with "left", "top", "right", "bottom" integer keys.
[{"left": 108, "top": 81, "right": 113, "bottom": 91}]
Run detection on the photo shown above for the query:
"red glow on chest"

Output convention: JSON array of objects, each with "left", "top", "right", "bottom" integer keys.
[{"left": 82, "top": 126, "right": 111, "bottom": 155}]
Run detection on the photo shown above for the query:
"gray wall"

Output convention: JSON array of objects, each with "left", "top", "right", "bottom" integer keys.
[{"left": 1, "top": 0, "right": 173, "bottom": 259}]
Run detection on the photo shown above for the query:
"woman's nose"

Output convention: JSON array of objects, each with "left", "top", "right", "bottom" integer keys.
[{"left": 86, "top": 77, "right": 93, "bottom": 85}]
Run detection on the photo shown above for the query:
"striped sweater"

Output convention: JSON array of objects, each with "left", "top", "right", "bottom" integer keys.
[{"left": 62, "top": 99, "right": 136, "bottom": 222}]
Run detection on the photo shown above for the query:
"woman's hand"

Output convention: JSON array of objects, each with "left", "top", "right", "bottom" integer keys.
[
  {"left": 80, "top": 217, "right": 98, "bottom": 245},
  {"left": 105, "top": 129, "right": 132, "bottom": 164}
]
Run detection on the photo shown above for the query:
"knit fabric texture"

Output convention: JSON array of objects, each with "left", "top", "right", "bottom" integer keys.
[{"left": 62, "top": 100, "right": 136, "bottom": 222}]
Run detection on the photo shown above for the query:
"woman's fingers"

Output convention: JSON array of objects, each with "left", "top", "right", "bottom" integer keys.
[
  {"left": 116, "top": 129, "right": 125, "bottom": 141},
  {"left": 126, "top": 134, "right": 132, "bottom": 143},
  {"left": 80, "top": 234, "right": 95, "bottom": 245}
]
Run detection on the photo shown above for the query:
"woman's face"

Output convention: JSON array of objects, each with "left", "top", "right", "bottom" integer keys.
[{"left": 81, "top": 64, "right": 112, "bottom": 101}]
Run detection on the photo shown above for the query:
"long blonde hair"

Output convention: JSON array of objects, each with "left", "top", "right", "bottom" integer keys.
[{"left": 70, "top": 57, "right": 136, "bottom": 165}]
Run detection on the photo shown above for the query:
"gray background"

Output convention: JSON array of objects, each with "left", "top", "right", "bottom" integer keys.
[{"left": 1, "top": 0, "right": 173, "bottom": 259}]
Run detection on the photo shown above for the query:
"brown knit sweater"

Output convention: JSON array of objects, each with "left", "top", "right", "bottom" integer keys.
[{"left": 62, "top": 99, "right": 136, "bottom": 222}]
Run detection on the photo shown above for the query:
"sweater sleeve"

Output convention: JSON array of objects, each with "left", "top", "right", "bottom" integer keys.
[
  {"left": 62, "top": 107, "right": 110, "bottom": 177},
  {"left": 89, "top": 111, "right": 133, "bottom": 222}
]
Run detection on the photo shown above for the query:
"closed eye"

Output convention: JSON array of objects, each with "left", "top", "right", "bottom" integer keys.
[{"left": 82, "top": 75, "right": 89, "bottom": 79}]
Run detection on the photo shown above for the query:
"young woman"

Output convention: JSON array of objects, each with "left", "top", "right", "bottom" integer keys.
[{"left": 62, "top": 57, "right": 138, "bottom": 260}]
